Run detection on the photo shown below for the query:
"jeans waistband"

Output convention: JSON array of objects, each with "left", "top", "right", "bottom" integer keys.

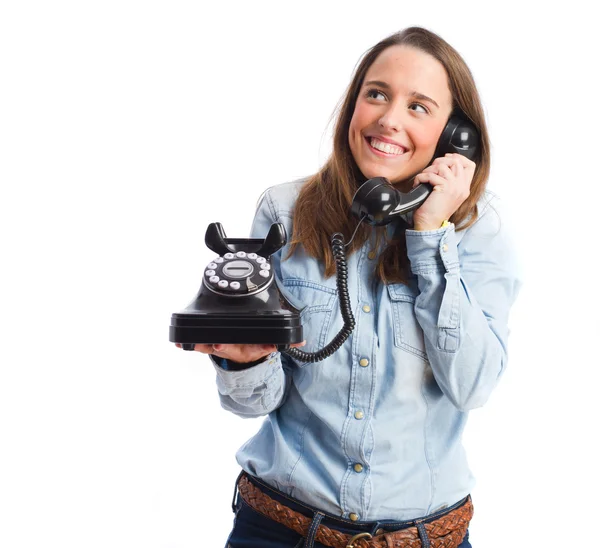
[{"left": 235, "top": 471, "right": 470, "bottom": 537}]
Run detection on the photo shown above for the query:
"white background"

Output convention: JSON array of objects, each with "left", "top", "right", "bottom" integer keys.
[{"left": 1, "top": 1, "right": 599, "bottom": 546}]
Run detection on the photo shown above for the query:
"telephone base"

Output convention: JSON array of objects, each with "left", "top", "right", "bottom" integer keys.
[
  {"left": 170, "top": 222, "right": 303, "bottom": 353},
  {"left": 180, "top": 342, "right": 291, "bottom": 352},
  {"left": 170, "top": 310, "right": 303, "bottom": 347}
]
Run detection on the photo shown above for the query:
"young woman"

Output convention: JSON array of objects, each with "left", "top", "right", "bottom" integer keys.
[{"left": 178, "top": 27, "right": 520, "bottom": 548}]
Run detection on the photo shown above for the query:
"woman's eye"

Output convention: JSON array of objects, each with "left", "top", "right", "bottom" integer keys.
[
  {"left": 409, "top": 103, "right": 428, "bottom": 114},
  {"left": 366, "top": 89, "right": 386, "bottom": 101}
]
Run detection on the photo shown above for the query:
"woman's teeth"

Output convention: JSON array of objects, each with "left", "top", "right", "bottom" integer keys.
[{"left": 369, "top": 138, "right": 404, "bottom": 155}]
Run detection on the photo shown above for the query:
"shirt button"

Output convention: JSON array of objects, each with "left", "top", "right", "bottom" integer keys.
[
  {"left": 353, "top": 463, "right": 364, "bottom": 473},
  {"left": 367, "top": 251, "right": 376, "bottom": 260},
  {"left": 354, "top": 410, "right": 364, "bottom": 420},
  {"left": 362, "top": 304, "right": 371, "bottom": 313},
  {"left": 359, "top": 358, "right": 369, "bottom": 367},
  {"left": 349, "top": 513, "right": 359, "bottom": 521},
  {"left": 442, "top": 243, "right": 448, "bottom": 252}
]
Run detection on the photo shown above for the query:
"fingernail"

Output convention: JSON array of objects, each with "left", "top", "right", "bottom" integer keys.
[{"left": 213, "top": 344, "right": 223, "bottom": 351}]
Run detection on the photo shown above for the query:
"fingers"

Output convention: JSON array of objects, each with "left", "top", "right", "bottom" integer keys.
[
  {"left": 436, "top": 159, "right": 470, "bottom": 197},
  {"left": 436, "top": 163, "right": 454, "bottom": 179},
  {"left": 175, "top": 343, "right": 214, "bottom": 353},
  {"left": 432, "top": 153, "right": 475, "bottom": 170},
  {"left": 455, "top": 158, "right": 465, "bottom": 181},
  {"left": 414, "top": 153, "right": 473, "bottom": 189},
  {"left": 211, "top": 343, "right": 277, "bottom": 363},
  {"left": 176, "top": 341, "right": 308, "bottom": 361},
  {"left": 413, "top": 171, "right": 447, "bottom": 188},
  {"left": 417, "top": 159, "right": 458, "bottom": 179}
]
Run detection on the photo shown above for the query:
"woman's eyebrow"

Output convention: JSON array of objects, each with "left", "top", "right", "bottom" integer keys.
[
  {"left": 363, "top": 80, "right": 440, "bottom": 109},
  {"left": 409, "top": 91, "right": 440, "bottom": 109}
]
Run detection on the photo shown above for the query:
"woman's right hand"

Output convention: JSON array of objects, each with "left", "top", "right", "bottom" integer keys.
[{"left": 175, "top": 341, "right": 306, "bottom": 364}]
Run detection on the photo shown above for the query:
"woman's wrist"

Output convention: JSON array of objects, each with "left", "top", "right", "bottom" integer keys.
[{"left": 413, "top": 219, "right": 449, "bottom": 231}]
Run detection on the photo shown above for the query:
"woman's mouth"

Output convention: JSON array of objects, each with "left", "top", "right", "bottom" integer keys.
[{"left": 366, "top": 137, "right": 406, "bottom": 157}]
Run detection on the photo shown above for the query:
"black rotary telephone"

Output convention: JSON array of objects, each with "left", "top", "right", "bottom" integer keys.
[{"left": 169, "top": 111, "right": 479, "bottom": 363}]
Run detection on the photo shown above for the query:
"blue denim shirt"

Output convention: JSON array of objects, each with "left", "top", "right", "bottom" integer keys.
[{"left": 212, "top": 180, "right": 521, "bottom": 521}]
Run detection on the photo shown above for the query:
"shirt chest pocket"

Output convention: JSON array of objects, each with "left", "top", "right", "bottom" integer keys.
[
  {"left": 281, "top": 278, "right": 338, "bottom": 367},
  {"left": 386, "top": 283, "right": 428, "bottom": 361}
]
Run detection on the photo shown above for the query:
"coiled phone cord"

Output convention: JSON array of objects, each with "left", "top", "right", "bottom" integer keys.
[{"left": 283, "top": 231, "right": 357, "bottom": 363}]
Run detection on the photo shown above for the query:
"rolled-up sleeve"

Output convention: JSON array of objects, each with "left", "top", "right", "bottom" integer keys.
[
  {"left": 211, "top": 352, "right": 290, "bottom": 418},
  {"left": 406, "top": 195, "right": 522, "bottom": 411}
]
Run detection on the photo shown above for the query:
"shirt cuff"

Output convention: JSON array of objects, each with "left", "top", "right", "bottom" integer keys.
[
  {"left": 406, "top": 223, "right": 459, "bottom": 274},
  {"left": 210, "top": 352, "right": 280, "bottom": 388}
]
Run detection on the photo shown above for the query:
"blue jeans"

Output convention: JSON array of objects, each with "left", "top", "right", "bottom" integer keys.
[{"left": 225, "top": 473, "right": 472, "bottom": 548}]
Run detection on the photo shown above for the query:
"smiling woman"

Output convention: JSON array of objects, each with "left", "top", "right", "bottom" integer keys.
[
  {"left": 348, "top": 46, "right": 453, "bottom": 187},
  {"left": 179, "top": 26, "right": 520, "bottom": 548}
]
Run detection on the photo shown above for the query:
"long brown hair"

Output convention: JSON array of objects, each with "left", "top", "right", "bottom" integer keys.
[{"left": 287, "top": 27, "right": 491, "bottom": 284}]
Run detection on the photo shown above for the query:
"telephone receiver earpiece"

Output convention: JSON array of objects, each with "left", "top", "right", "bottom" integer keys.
[{"left": 351, "top": 111, "right": 480, "bottom": 226}]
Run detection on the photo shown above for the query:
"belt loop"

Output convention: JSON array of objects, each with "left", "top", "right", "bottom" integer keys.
[
  {"left": 370, "top": 521, "right": 383, "bottom": 536},
  {"left": 415, "top": 520, "right": 431, "bottom": 548},
  {"left": 303, "top": 511, "right": 324, "bottom": 548},
  {"left": 231, "top": 470, "right": 245, "bottom": 513}
]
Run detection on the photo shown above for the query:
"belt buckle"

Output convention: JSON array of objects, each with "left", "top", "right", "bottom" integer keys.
[{"left": 346, "top": 532, "right": 372, "bottom": 548}]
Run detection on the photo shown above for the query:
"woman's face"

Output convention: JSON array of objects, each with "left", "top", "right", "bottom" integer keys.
[{"left": 348, "top": 45, "right": 453, "bottom": 186}]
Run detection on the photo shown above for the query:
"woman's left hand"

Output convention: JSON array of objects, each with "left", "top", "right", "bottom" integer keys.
[{"left": 411, "top": 153, "right": 476, "bottom": 231}]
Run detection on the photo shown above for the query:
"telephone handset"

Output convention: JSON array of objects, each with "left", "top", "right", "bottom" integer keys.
[
  {"left": 169, "top": 111, "right": 480, "bottom": 362},
  {"left": 351, "top": 111, "right": 479, "bottom": 226}
]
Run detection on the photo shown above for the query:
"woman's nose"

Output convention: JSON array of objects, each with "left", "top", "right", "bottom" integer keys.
[{"left": 378, "top": 104, "right": 405, "bottom": 132}]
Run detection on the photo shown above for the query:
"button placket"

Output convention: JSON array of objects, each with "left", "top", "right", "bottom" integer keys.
[{"left": 340, "top": 247, "right": 375, "bottom": 519}]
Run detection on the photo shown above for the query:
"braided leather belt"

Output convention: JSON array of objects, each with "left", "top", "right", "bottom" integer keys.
[{"left": 237, "top": 475, "right": 473, "bottom": 548}]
